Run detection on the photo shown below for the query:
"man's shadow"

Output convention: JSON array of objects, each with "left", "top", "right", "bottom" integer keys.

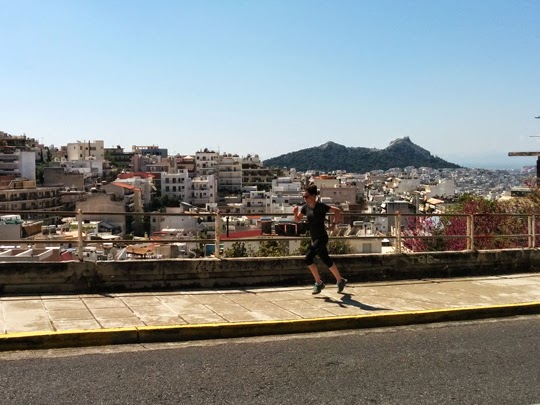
[{"left": 315, "top": 293, "right": 390, "bottom": 311}]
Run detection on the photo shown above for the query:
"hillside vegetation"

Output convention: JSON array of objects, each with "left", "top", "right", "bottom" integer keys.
[{"left": 263, "top": 137, "right": 461, "bottom": 172}]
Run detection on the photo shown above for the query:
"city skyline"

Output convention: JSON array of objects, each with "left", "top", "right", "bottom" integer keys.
[{"left": 1, "top": 0, "right": 539, "bottom": 169}]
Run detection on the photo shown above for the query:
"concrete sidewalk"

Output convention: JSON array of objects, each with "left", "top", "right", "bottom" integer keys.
[{"left": 2, "top": 273, "right": 540, "bottom": 351}]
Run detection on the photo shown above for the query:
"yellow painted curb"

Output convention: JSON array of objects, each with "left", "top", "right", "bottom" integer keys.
[
  {"left": 137, "top": 301, "right": 540, "bottom": 342},
  {"left": 2, "top": 302, "right": 540, "bottom": 352},
  {"left": 0, "top": 327, "right": 139, "bottom": 352}
]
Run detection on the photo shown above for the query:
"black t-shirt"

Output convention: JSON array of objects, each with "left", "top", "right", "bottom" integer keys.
[{"left": 301, "top": 201, "right": 330, "bottom": 240}]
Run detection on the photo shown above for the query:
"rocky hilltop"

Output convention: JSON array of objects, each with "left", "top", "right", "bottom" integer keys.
[{"left": 263, "top": 137, "right": 461, "bottom": 172}]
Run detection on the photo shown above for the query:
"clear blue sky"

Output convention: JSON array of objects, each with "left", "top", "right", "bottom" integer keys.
[{"left": 1, "top": 0, "right": 539, "bottom": 169}]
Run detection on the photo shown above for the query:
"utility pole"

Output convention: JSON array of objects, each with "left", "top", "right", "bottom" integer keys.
[{"left": 509, "top": 115, "right": 540, "bottom": 184}]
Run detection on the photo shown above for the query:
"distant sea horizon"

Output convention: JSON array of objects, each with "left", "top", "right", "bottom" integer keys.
[{"left": 452, "top": 156, "right": 533, "bottom": 171}]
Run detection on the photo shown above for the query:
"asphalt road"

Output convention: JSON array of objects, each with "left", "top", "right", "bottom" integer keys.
[{"left": 1, "top": 316, "right": 540, "bottom": 405}]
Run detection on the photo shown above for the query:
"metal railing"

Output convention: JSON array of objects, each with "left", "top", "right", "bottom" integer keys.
[{"left": 1, "top": 209, "right": 538, "bottom": 260}]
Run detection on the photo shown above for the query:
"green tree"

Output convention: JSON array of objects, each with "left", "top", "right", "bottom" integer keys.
[
  {"left": 224, "top": 241, "right": 253, "bottom": 257},
  {"left": 255, "top": 240, "right": 289, "bottom": 257},
  {"left": 292, "top": 238, "right": 311, "bottom": 255},
  {"left": 35, "top": 163, "right": 46, "bottom": 185},
  {"left": 327, "top": 239, "right": 354, "bottom": 254}
]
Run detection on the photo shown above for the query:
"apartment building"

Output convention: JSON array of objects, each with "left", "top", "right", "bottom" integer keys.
[
  {"left": 173, "top": 155, "right": 196, "bottom": 173},
  {"left": 425, "top": 178, "right": 456, "bottom": 198},
  {"left": 242, "top": 189, "right": 268, "bottom": 215},
  {"left": 195, "top": 148, "right": 218, "bottom": 176},
  {"left": 75, "top": 193, "right": 126, "bottom": 236},
  {"left": 104, "top": 146, "right": 133, "bottom": 169},
  {"left": 0, "top": 178, "right": 63, "bottom": 212},
  {"left": 312, "top": 175, "right": 339, "bottom": 189},
  {"left": 391, "top": 177, "right": 421, "bottom": 194},
  {"left": 162, "top": 170, "right": 191, "bottom": 201},
  {"left": 242, "top": 154, "right": 274, "bottom": 191},
  {"left": 218, "top": 153, "right": 242, "bottom": 193},
  {"left": 131, "top": 154, "right": 171, "bottom": 173},
  {"left": 43, "top": 166, "right": 85, "bottom": 190},
  {"left": 319, "top": 184, "right": 358, "bottom": 204},
  {"left": 189, "top": 175, "right": 217, "bottom": 207},
  {"left": 132, "top": 145, "right": 168, "bottom": 158},
  {"left": 0, "top": 151, "right": 36, "bottom": 180},
  {"left": 268, "top": 177, "right": 303, "bottom": 212},
  {"left": 66, "top": 140, "right": 105, "bottom": 161},
  {"left": 105, "top": 175, "right": 154, "bottom": 210}
]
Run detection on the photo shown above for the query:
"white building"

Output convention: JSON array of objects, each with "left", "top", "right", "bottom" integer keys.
[
  {"left": 0, "top": 151, "right": 36, "bottom": 180},
  {"left": 218, "top": 153, "right": 242, "bottom": 193},
  {"left": 392, "top": 177, "right": 421, "bottom": 194},
  {"left": 195, "top": 149, "right": 219, "bottom": 176},
  {"left": 161, "top": 170, "right": 191, "bottom": 201},
  {"left": 320, "top": 185, "right": 358, "bottom": 204},
  {"left": 242, "top": 154, "right": 274, "bottom": 191},
  {"left": 268, "top": 177, "right": 303, "bottom": 213},
  {"left": 149, "top": 206, "right": 200, "bottom": 236},
  {"left": 242, "top": 189, "right": 268, "bottom": 214},
  {"left": 425, "top": 179, "right": 456, "bottom": 198},
  {"left": 62, "top": 159, "right": 103, "bottom": 178},
  {"left": 189, "top": 175, "right": 217, "bottom": 207},
  {"left": 106, "top": 177, "right": 154, "bottom": 209},
  {"left": 66, "top": 140, "right": 105, "bottom": 161}
]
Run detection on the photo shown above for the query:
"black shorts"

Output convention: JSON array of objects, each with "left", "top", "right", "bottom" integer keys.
[{"left": 305, "top": 236, "right": 333, "bottom": 267}]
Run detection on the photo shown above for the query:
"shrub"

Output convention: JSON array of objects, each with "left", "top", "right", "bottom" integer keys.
[
  {"left": 327, "top": 239, "right": 354, "bottom": 254},
  {"left": 255, "top": 240, "right": 289, "bottom": 257},
  {"left": 224, "top": 241, "right": 253, "bottom": 258}
]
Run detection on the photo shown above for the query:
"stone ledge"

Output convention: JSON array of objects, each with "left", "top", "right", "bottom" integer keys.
[{"left": 0, "top": 249, "right": 538, "bottom": 295}]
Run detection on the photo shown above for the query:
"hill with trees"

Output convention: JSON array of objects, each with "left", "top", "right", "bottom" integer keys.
[{"left": 263, "top": 137, "right": 461, "bottom": 172}]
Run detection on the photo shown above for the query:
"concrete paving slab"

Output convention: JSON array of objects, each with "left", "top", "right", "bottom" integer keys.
[
  {"left": 3, "top": 306, "right": 49, "bottom": 324},
  {"left": 137, "top": 315, "right": 186, "bottom": 326},
  {"left": 190, "top": 295, "right": 242, "bottom": 307},
  {"left": 120, "top": 296, "right": 166, "bottom": 307},
  {"left": 82, "top": 297, "right": 130, "bottom": 309},
  {"left": 255, "top": 291, "right": 310, "bottom": 301},
  {"left": 219, "top": 310, "right": 276, "bottom": 323},
  {"left": 248, "top": 307, "right": 302, "bottom": 321},
  {"left": 91, "top": 307, "right": 136, "bottom": 319},
  {"left": 97, "top": 318, "right": 146, "bottom": 328},
  {"left": 130, "top": 303, "right": 176, "bottom": 314},
  {"left": 47, "top": 309, "right": 94, "bottom": 322},
  {"left": 2, "top": 300, "right": 44, "bottom": 311},
  {"left": 53, "top": 319, "right": 102, "bottom": 331},
  {"left": 2, "top": 273, "right": 540, "bottom": 352},
  {"left": 5, "top": 320, "right": 53, "bottom": 333},
  {"left": 42, "top": 299, "right": 88, "bottom": 311},
  {"left": 0, "top": 295, "right": 42, "bottom": 301},
  {"left": 168, "top": 303, "right": 215, "bottom": 315},
  {"left": 180, "top": 312, "right": 227, "bottom": 324},
  {"left": 203, "top": 302, "right": 249, "bottom": 315}
]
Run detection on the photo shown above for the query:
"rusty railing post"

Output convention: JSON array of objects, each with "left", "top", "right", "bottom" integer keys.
[
  {"left": 77, "top": 209, "right": 84, "bottom": 261},
  {"left": 395, "top": 211, "right": 402, "bottom": 253},
  {"left": 214, "top": 210, "right": 221, "bottom": 258}
]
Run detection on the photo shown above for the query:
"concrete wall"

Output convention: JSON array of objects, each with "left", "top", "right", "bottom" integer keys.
[
  {"left": 44, "top": 167, "right": 85, "bottom": 189},
  {"left": 0, "top": 249, "right": 539, "bottom": 295}
]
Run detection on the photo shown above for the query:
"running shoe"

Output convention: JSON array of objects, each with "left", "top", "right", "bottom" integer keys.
[
  {"left": 337, "top": 278, "right": 347, "bottom": 293},
  {"left": 312, "top": 282, "right": 325, "bottom": 294}
]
